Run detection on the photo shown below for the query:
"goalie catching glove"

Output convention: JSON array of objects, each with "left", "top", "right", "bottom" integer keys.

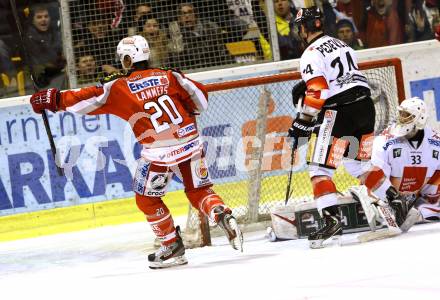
[{"left": 30, "top": 88, "right": 60, "bottom": 114}]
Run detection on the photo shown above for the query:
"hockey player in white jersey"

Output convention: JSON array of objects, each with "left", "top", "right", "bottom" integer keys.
[
  {"left": 289, "top": 6, "right": 375, "bottom": 248},
  {"left": 361, "top": 97, "right": 440, "bottom": 230}
]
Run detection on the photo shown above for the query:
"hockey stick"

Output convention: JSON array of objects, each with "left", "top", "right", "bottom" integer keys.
[
  {"left": 9, "top": 0, "right": 63, "bottom": 176},
  {"left": 284, "top": 138, "right": 297, "bottom": 205},
  {"left": 284, "top": 93, "right": 304, "bottom": 205}
]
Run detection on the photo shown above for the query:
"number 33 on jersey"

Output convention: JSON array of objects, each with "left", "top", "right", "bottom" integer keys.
[{"left": 372, "top": 128, "right": 440, "bottom": 193}]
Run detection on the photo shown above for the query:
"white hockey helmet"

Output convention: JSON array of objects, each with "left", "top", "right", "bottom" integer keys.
[
  {"left": 392, "top": 97, "right": 427, "bottom": 137},
  {"left": 116, "top": 35, "right": 150, "bottom": 69}
]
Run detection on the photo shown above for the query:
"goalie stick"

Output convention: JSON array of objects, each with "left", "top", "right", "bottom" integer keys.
[
  {"left": 9, "top": 0, "right": 63, "bottom": 176},
  {"left": 342, "top": 187, "right": 402, "bottom": 245}
]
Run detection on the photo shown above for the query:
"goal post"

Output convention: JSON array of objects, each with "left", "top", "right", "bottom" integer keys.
[{"left": 183, "top": 58, "right": 405, "bottom": 247}]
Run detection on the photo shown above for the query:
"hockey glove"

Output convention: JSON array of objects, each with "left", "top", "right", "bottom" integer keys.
[
  {"left": 30, "top": 88, "right": 60, "bottom": 114},
  {"left": 291, "top": 80, "right": 306, "bottom": 108},
  {"left": 288, "top": 115, "right": 314, "bottom": 138}
]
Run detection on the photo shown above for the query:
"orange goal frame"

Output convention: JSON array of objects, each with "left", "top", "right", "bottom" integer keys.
[{"left": 205, "top": 58, "right": 405, "bottom": 103}]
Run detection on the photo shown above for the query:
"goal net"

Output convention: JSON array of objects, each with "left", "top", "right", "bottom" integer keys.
[{"left": 183, "top": 58, "right": 405, "bottom": 247}]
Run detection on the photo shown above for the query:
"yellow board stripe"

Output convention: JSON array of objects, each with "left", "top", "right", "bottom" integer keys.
[
  {"left": 0, "top": 190, "right": 190, "bottom": 242},
  {"left": 0, "top": 171, "right": 359, "bottom": 242}
]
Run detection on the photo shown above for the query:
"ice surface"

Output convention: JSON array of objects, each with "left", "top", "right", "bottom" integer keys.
[{"left": 1, "top": 220, "right": 440, "bottom": 300}]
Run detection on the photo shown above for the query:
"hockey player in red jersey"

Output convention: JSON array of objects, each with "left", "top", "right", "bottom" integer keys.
[{"left": 29, "top": 35, "right": 243, "bottom": 269}]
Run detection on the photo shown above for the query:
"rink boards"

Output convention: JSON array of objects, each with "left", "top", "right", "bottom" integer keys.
[{"left": 0, "top": 41, "right": 439, "bottom": 241}]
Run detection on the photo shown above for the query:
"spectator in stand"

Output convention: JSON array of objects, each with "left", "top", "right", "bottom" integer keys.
[
  {"left": 316, "top": 0, "right": 338, "bottom": 37},
  {"left": 424, "top": 0, "right": 440, "bottom": 34},
  {"left": 126, "top": 3, "right": 152, "bottom": 35},
  {"left": 167, "top": 3, "right": 232, "bottom": 69},
  {"left": 336, "top": 18, "right": 364, "bottom": 49},
  {"left": 335, "top": 0, "right": 366, "bottom": 30},
  {"left": 76, "top": 52, "right": 102, "bottom": 85},
  {"left": 273, "top": 0, "right": 303, "bottom": 60},
  {"left": 138, "top": 13, "right": 170, "bottom": 68},
  {"left": 24, "top": 4, "right": 65, "bottom": 88},
  {"left": 362, "top": 0, "right": 403, "bottom": 48},
  {"left": 406, "top": 0, "right": 435, "bottom": 42},
  {"left": 0, "top": 38, "right": 15, "bottom": 95},
  {"left": 77, "top": 17, "right": 122, "bottom": 75},
  {"left": 193, "top": 0, "right": 248, "bottom": 42},
  {"left": 0, "top": 39, "right": 15, "bottom": 78}
]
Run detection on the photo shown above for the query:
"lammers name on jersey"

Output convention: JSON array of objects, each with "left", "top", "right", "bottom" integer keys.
[
  {"left": 127, "top": 74, "right": 170, "bottom": 101},
  {"left": 300, "top": 35, "right": 369, "bottom": 98},
  {"left": 372, "top": 127, "right": 440, "bottom": 193}
]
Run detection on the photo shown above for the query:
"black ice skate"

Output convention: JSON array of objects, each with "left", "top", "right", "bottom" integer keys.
[
  {"left": 148, "top": 226, "right": 188, "bottom": 269},
  {"left": 308, "top": 205, "right": 342, "bottom": 249},
  {"left": 213, "top": 206, "right": 244, "bottom": 252}
]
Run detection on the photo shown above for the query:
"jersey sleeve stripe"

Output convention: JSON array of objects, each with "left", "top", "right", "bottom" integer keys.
[
  {"left": 66, "top": 80, "right": 116, "bottom": 114},
  {"left": 173, "top": 72, "right": 208, "bottom": 112}
]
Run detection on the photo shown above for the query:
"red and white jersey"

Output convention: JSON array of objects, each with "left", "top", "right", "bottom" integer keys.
[
  {"left": 59, "top": 69, "right": 208, "bottom": 166},
  {"left": 371, "top": 127, "right": 440, "bottom": 196},
  {"left": 300, "top": 35, "right": 369, "bottom": 99}
]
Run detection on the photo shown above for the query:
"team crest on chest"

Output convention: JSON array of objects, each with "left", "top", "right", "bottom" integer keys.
[
  {"left": 393, "top": 148, "right": 402, "bottom": 158},
  {"left": 433, "top": 150, "right": 439, "bottom": 160}
]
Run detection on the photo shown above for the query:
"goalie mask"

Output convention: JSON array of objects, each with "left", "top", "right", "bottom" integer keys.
[
  {"left": 116, "top": 35, "right": 150, "bottom": 70},
  {"left": 392, "top": 97, "right": 427, "bottom": 137}
]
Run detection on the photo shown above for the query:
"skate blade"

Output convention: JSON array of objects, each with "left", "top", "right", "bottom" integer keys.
[
  {"left": 309, "top": 239, "right": 324, "bottom": 249},
  {"left": 228, "top": 218, "right": 244, "bottom": 252},
  {"left": 149, "top": 255, "right": 188, "bottom": 270},
  {"left": 309, "top": 229, "right": 342, "bottom": 249}
]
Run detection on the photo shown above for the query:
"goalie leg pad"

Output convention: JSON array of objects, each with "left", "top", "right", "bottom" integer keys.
[
  {"left": 349, "top": 185, "right": 379, "bottom": 231},
  {"left": 269, "top": 206, "right": 298, "bottom": 240}
]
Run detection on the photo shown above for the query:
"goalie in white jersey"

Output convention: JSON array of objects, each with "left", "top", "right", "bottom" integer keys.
[
  {"left": 361, "top": 97, "right": 440, "bottom": 229},
  {"left": 289, "top": 7, "right": 375, "bottom": 248}
]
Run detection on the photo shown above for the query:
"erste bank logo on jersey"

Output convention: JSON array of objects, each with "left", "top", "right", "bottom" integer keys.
[{"left": 127, "top": 76, "right": 169, "bottom": 101}]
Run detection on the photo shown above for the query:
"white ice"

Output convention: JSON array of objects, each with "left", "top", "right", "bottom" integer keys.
[{"left": 1, "top": 219, "right": 440, "bottom": 300}]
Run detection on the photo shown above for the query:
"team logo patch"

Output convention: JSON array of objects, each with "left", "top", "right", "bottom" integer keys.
[
  {"left": 434, "top": 150, "right": 439, "bottom": 160},
  {"left": 133, "top": 160, "right": 150, "bottom": 195},
  {"left": 150, "top": 174, "right": 168, "bottom": 191},
  {"left": 191, "top": 159, "right": 211, "bottom": 188},
  {"left": 195, "top": 160, "right": 209, "bottom": 180},
  {"left": 393, "top": 148, "right": 402, "bottom": 158},
  {"left": 127, "top": 76, "right": 168, "bottom": 93},
  {"left": 177, "top": 123, "right": 196, "bottom": 137}
]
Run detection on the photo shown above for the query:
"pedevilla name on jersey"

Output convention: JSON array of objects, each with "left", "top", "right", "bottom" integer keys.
[
  {"left": 315, "top": 38, "right": 348, "bottom": 57},
  {"left": 127, "top": 76, "right": 169, "bottom": 101}
]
